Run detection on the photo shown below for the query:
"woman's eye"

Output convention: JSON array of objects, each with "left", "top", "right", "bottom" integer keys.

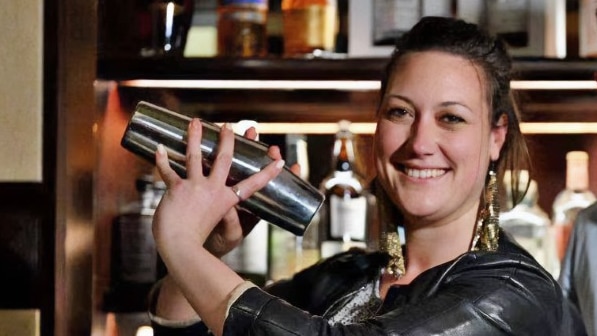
[
  {"left": 385, "top": 108, "right": 411, "bottom": 120},
  {"left": 441, "top": 114, "right": 465, "bottom": 124}
]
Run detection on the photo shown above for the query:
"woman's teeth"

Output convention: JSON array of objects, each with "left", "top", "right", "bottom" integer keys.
[{"left": 405, "top": 168, "right": 446, "bottom": 179}]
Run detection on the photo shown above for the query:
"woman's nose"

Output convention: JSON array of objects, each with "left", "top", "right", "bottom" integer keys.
[{"left": 407, "top": 119, "right": 436, "bottom": 155}]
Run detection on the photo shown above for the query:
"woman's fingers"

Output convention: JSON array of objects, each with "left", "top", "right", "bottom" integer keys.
[
  {"left": 289, "top": 163, "right": 301, "bottom": 176},
  {"left": 210, "top": 123, "right": 236, "bottom": 183},
  {"left": 232, "top": 159, "right": 285, "bottom": 203},
  {"left": 243, "top": 126, "right": 258, "bottom": 141},
  {"left": 267, "top": 145, "right": 282, "bottom": 160},
  {"left": 156, "top": 144, "right": 180, "bottom": 187},
  {"left": 186, "top": 118, "right": 204, "bottom": 180}
]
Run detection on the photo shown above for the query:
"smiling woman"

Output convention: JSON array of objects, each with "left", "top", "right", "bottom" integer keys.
[{"left": 147, "top": 17, "right": 587, "bottom": 336}]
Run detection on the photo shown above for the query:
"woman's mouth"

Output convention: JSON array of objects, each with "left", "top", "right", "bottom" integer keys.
[{"left": 404, "top": 167, "right": 447, "bottom": 179}]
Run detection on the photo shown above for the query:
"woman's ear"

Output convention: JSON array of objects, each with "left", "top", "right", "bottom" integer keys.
[{"left": 490, "top": 114, "right": 508, "bottom": 161}]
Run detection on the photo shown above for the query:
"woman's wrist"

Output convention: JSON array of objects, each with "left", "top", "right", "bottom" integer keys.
[{"left": 151, "top": 275, "right": 201, "bottom": 324}]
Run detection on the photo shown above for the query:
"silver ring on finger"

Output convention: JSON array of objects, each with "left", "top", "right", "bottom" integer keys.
[{"left": 231, "top": 185, "right": 243, "bottom": 202}]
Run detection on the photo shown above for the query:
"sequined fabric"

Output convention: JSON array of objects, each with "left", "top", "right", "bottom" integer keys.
[{"left": 325, "top": 279, "right": 382, "bottom": 325}]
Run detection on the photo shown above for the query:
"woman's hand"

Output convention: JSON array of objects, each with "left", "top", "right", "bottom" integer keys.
[
  {"left": 196, "top": 126, "right": 297, "bottom": 258},
  {"left": 153, "top": 118, "right": 285, "bottom": 263}
]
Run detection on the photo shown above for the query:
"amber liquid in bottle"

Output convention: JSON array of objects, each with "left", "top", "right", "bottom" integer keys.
[
  {"left": 281, "top": 0, "right": 337, "bottom": 57},
  {"left": 217, "top": 0, "right": 268, "bottom": 57}
]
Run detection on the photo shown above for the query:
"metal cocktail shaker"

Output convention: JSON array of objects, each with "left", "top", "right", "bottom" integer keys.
[{"left": 120, "top": 101, "right": 324, "bottom": 236}]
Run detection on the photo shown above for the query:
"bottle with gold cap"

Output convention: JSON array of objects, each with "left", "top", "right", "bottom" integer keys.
[
  {"left": 318, "top": 120, "right": 368, "bottom": 259},
  {"left": 551, "top": 151, "right": 596, "bottom": 272}
]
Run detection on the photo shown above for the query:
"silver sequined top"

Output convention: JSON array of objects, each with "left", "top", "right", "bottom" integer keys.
[{"left": 325, "top": 278, "right": 383, "bottom": 325}]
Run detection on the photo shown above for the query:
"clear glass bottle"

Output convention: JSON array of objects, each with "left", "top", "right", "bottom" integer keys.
[
  {"left": 318, "top": 120, "right": 368, "bottom": 259},
  {"left": 552, "top": 151, "right": 596, "bottom": 268},
  {"left": 500, "top": 170, "right": 557, "bottom": 275},
  {"left": 217, "top": 0, "right": 268, "bottom": 57},
  {"left": 281, "top": 0, "right": 337, "bottom": 57}
]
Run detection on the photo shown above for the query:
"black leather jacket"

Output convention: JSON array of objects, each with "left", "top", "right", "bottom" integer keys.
[{"left": 152, "top": 232, "right": 586, "bottom": 335}]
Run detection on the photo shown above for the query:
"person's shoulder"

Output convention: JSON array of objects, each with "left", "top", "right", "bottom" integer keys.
[
  {"left": 575, "top": 202, "right": 597, "bottom": 225},
  {"left": 452, "top": 232, "right": 555, "bottom": 286},
  {"left": 422, "top": 231, "right": 560, "bottom": 306}
]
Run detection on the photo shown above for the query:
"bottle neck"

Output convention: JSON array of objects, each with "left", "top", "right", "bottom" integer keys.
[
  {"left": 332, "top": 136, "right": 355, "bottom": 173},
  {"left": 566, "top": 159, "right": 589, "bottom": 191}
]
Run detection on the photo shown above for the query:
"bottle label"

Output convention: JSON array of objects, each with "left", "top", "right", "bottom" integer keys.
[{"left": 330, "top": 194, "right": 367, "bottom": 241}]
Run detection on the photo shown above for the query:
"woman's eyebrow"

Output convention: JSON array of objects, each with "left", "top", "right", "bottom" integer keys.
[
  {"left": 439, "top": 101, "right": 472, "bottom": 112},
  {"left": 385, "top": 94, "right": 414, "bottom": 106}
]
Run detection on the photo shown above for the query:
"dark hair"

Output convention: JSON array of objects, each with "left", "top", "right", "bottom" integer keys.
[{"left": 378, "top": 16, "right": 530, "bottom": 206}]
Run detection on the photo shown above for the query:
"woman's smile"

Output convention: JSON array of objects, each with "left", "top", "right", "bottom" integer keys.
[{"left": 401, "top": 166, "right": 448, "bottom": 179}]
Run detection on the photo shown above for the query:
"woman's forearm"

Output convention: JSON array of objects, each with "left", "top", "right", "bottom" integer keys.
[{"left": 163, "top": 240, "right": 245, "bottom": 336}]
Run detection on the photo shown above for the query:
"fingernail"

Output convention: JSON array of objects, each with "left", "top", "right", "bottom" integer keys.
[
  {"left": 157, "top": 143, "right": 166, "bottom": 155},
  {"left": 224, "top": 122, "right": 233, "bottom": 131},
  {"left": 276, "top": 160, "right": 285, "bottom": 169},
  {"left": 191, "top": 118, "right": 201, "bottom": 129}
]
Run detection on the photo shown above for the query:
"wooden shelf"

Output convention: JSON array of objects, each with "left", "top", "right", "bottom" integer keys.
[
  {"left": 97, "top": 57, "right": 597, "bottom": 81},
  {"left": 96, "top": 56, "right": 597, "bottom": 127}
]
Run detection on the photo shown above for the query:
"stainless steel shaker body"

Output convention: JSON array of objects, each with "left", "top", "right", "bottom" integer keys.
[{"left": 121, "top": 101, "right": 324, "bottom": 236}]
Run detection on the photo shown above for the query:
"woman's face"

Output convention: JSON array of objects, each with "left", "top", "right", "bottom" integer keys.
[{"left": 375, "top": 51, "right": 506, "bottom": 226}]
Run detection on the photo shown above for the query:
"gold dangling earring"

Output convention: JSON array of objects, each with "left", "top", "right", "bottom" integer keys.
[
  {"left": 475, "top": 162, "right": 500, "bottom": 252},
  {"left": 381, "top": 229, "right": 405, "bottom": 279},
  {"left": 374, "top": 179, "right": 405, "bottom": 278}
]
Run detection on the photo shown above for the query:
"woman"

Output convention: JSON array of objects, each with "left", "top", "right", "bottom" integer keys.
[{"left": 149, "top": 17, "right": 586, "bottom": 335}]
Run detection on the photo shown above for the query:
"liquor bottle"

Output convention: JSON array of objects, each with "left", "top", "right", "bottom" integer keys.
[
  {"left": 269, "top": 134, "right": 310, "bottom": 281},
  {"left": 552, "top": 151, "right": 596, "bottom": 268},
  {"left": 499, "top": 170, "right": 557, "bottom": 275},
  {"left": 266, "top": 0, "right": 284, "bottom": 55},
  {"left": 281, "top": 0, "right": 337, "bottom": 57},
  {"left": 217, "top": 0, "right": 268, "bottom": 57},
  {"left": 138, "top": 0, "right": 195, "bottom": 57},
  {"left": 319, "top": 120, "right": 368, "bottom": 259},
  {"left": 104, "top": 174, "right": 159, "bottom": 312}
]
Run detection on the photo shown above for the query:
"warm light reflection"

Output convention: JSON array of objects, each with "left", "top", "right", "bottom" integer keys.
[
  {"left": 117, "top": 79, "right": 597, "bottom": 91},
  {"left": 118, "top": 79, "right": 380, "bottom": 91},
  {"left": 238, "top": 122, "right": 597, "bottom": 134},
  {"left": 511, "top": 80, "right": 597, "bottom": 90},
  {"left": 164, "top": 2, "right": 175, "bottom": 51},
  {"left": 136, "top": 325, "right": 153, "bottom": 336}
]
